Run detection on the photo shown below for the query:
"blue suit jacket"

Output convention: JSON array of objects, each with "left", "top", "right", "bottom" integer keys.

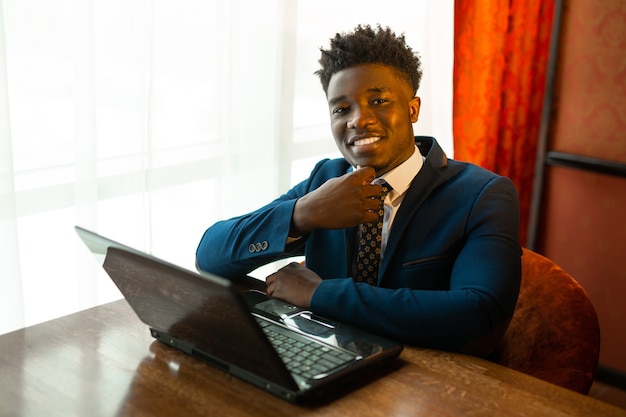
[{"left": 197, "top": 137, "right": 521, "bottom": 356}]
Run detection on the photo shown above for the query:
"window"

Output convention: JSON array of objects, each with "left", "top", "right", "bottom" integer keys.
[{"left": 0, "top": 0, "right": 453, "bottom": 334}]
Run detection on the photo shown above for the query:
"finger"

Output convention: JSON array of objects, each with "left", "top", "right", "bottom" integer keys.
[
  {"left": 352, "top": 166, "right": 376, "bottom": 184},
  {"left": 364, "top": 196, "right": 383, "bottom": 210},
  {"left": 266, "top": 276, "right": 278, "bottom": 296},
  {"left": 285, "top": 261, "right": 305, "bottom": 271},
  {"left": 361, "top": 212, "right": 379, "bottom": 224},
  {"left": 361, "top": 183, "right": 384, "bottom": 200},
  {"left": 358, "top": 189, "right": 380, "bottom": 204},
  {"left": 265, "top": 273, "right": 278, "bottom": 294}
]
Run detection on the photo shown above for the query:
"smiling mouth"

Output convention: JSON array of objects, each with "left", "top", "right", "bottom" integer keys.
[{"left": 352, "top": 137, "right": 382, "bottom": 146}]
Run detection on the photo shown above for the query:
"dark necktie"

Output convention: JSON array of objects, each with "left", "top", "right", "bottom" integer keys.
[{"left": 354, "top": 182, "right": 390, "bottom": 285}]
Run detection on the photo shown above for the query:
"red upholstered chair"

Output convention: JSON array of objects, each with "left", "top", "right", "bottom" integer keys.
[{"left": 490, "top": 248, "right": 601, "bottom": 394}]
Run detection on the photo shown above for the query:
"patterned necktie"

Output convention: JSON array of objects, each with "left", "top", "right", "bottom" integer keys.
[{"left": 354, "top": 182, "right": 390, "bottom": 285}]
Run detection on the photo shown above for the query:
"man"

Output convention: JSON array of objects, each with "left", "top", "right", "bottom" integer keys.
[{"left": 196, "top": 25, "right": 521, "bottom": 357}]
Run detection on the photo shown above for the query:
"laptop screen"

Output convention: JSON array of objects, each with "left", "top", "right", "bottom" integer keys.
[{"left": 103, "top": 246, "right": 298, "bottom": 390}]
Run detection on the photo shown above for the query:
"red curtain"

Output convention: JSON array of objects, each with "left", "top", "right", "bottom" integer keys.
[{"left": 453, "top": 0, "right": 555, "bottom": 246}]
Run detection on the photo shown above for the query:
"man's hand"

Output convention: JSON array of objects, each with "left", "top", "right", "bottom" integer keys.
[
  {"left": 290, "top": 166, "right": 382, "bottom": 236},
  {"left": 265, "top": 262, "right": 322, "bottom": 308}
]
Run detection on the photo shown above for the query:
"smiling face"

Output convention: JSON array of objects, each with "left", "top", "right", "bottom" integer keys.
[{"left": 326, "top": 64, "right": 421, "bottom": 177}]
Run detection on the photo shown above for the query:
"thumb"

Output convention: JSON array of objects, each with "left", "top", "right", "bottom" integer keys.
[{"left": 354, "top": 165, "right": 376, "bottom": 185}]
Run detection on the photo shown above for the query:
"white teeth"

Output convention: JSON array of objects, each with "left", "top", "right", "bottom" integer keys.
[{"left": 353, "top": 137, "right": 381, "bottom": 146}]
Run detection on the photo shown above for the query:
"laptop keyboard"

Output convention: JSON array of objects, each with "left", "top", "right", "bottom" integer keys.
[{"left": 256, "top": 319, "right": 356, "bottom": 379}]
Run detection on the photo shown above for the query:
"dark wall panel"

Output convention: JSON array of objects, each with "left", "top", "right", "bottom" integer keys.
[{"left": 538, "top": 166, "right": 626, "bottom": 371}]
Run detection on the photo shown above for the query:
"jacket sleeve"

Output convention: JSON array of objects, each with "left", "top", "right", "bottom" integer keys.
[
  {"left": 196, "top": 197, "right": 300, "bottom": 278},
  {"left": 310, "top": 175, "right": 521, "bottom": 357},
  {"left": 195, "top": 158, "right": 341, "bottom": 278}
]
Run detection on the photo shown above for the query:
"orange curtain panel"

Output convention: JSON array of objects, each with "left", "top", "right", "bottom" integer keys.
[{"left": 453, "top": 0, "right": 555, "bottom": 246}]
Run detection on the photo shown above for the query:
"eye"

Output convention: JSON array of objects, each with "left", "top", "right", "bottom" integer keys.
[
  {"left": 372, "top": 98, "right": 388, "bottom": 105},
  {"left": 332, "top": 106, "right": 349, "bottom": 115}
]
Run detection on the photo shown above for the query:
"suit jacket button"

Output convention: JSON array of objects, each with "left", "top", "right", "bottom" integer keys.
[
  {"left": 261, "top": 241, "right": 269, "bottom": 250},
  {"left": 255, "top": 242, "right": 262, "bottom": 252},
  {"left": 249, "top": 244, "right": 257, "bottom": 253}
]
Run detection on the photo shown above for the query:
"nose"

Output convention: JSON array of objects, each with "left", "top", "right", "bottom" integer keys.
[{"left": 346, "top": 106, "right": 374, "bottom": 129}]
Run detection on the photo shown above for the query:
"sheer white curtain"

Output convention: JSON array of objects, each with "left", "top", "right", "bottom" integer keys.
[{"left": 0, "top": 0, "right": 453, "bottom": 335}]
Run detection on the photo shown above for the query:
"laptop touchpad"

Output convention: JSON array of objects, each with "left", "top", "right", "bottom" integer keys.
[
  {"left": 254, "top": 298, "right": 302, "bottom": 318},
  {"left": 283, "top": 313, "right": 335, "bottom": 336}
]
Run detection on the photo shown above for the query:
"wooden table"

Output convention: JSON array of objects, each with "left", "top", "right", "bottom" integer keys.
[{"left": 1, "top": 299, "right": 624, "bottom": 417}]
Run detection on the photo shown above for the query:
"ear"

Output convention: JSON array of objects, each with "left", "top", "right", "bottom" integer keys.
[{"left": 409, "top": 96, "right": 421, "bottom": 123}]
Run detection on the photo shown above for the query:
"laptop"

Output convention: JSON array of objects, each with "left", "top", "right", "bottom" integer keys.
[{"left": 75, "top": 226, "right": 403, "bottom": 403}]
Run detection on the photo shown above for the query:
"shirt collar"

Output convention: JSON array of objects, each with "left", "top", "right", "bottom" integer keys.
[{"left": 377, "top": 145, "right": 423, "bottom": 200}]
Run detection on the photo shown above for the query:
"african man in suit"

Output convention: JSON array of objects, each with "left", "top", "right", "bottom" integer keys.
[{"left": 196, "top": 25, "right": 521, "bottom": 357}]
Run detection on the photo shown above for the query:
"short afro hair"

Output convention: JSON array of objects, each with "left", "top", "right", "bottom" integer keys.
[{"left": 315, "top": 24, "right": 423, "bottom": 95}]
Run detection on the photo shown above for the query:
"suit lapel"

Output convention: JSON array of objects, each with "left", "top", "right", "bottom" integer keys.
[
  {"left": 344, "top": 225, "right": 358, "bottom": 277},
  {"left": 377, "top": 138, "right": 448, "bottom": 283}
]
